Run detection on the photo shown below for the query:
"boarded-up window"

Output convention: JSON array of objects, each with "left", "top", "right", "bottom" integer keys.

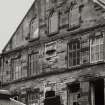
[
  {"left": 40, "top": 0, "right": 46, "bottom": 22},
  {"left": 69, "top": 6, "right": 80, "bottom": 28},
  {"left": 46, "top": 0, "right": 50, "bottom": 10},
  {"left": 45, "top": 41, "right": 57, "bottom": 63},
  {"left": 46, "top": 0, "right": 57, "bottom": 10},
  {"left": 49, "top": 12, "right": 58, "bottom": 34},
  {"left": 59, "top": 9, "right": 68, "bottom": 28},
  {"left": 30, "top": 18, "right": 39, "bottom": 40}
]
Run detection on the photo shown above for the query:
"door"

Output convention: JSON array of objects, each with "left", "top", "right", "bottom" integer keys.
[{"left": 91, "top": 78, "right": 104, "bottom": 105}]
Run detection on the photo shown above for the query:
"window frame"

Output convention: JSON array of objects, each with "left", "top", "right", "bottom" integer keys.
[
  {"left": 68, "top": 3, "right": 80, "bottom": 30},
  {"left": 90, "top": 32, "right": 104, "bottom": 63},
  {"left": 11, "top": 57, "right": 22, "bottom": 81},
  {"left": 20, "top": 93, "right": 27, "bottom": 104},
  {"left": 2, "top": 57, "right": 11, "bottom": 83},
  {"left": 45, "top": 41, "right": 57, "bottom": 64},
  {"left": 80, "top": 34, "right": 90, "bottom": 65},
  {"left": 68, "top": 39, "right": 81, "bottom": 68},
  {"left": 48, "top": 11, "right": 59, "bottom": 36},
  {"left": 28, "top": 52, "right": 39, "bottom": 77},
  {"left": 29, "top": 17, "right": 39, "bottom": 41},
  {"left": 67, "top": 82, "right": 80, "bottom": 105},
  {"left": 45, "top": 0, "right": 58, "bottom": 11},
  {"left": 27, "top": 91, "right": 40, "bottom": 105}
]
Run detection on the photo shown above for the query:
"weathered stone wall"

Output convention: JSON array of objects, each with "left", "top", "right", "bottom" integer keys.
[
  {"left": 1, "top": 0, "right": 105, "bottom": 105},
  {"left": 3, "top": 0, "right": 105, "bottom": 52}
]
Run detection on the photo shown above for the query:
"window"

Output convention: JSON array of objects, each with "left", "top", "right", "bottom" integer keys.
[
  {"left": 30, "top": 18, "right": 39, "bottom": 40},
  {"left": 59, "top": 8, "right": 69, "bottom": 28},
  {"left": 40, "top": 0, "right": 46, "bottom": 24},
  {"left": 68, "top": 83, "right": 80, "bottom": 105},
  {"left": 46, "top": 0, "right": 50, "bottom": 10},
  {"left": 28, "top": 91, "right": 40, "bottom": 105},
  {"left": 21, "top": 54, "right": 28, "bottom": 78},
  {"left": 28, "top": 53, "right": 40, "bottom": 76},
  {"left": 45, "top": 41, "right": 57, "bottom": 63},
  {"left": 68, "top": 39, "right": 80, "bottom": 67},
  {"left": 68, "top": 32, "right": 103, "bottom": 67},
  {"left": 20, "top": 94, "right": 27, "bottom": 104},
  {"left": 49, "top": 12, "right": 59, "bottom": 35},
  {"left": 90, "top": 32, "right": 104, "bottom": 63},
  {"left": 12, "top": 56, "right": 27, "bottom": 81},
  {"left": 3, "top": 58, "right": 11, "bottom": 83},
  {"left": 81, "top": 34, "right": 90, "bottom": 64},
  {"left": 46, "top": 0, "right": 57, "bottom": 10},
  {"left": 69, "top": 3, "right": 80, "bottom": 29},
  {"left": 12, "top": 58, "right": 22, "bottom": 80}
]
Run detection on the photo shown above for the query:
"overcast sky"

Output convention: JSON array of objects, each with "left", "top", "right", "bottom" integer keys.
[{"left": 0, "top": 0, "right": 34, "bottom": 53}]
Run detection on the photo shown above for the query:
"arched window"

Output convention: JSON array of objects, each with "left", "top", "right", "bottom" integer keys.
[
  {"left": 49, "top": 11, "right": 59, "bottom": 35},
  {"left": 30, "top": 18, "right": 39, "bottom": 40},
  {"left": 46, "top": 0, "right": 57, "bottom": 10},
  {"left": 69, "top": 1, "right": 80, "bottom": 29}
]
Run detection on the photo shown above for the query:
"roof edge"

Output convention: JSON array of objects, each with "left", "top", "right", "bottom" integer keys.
[{"left": 2, "top": 0, "right": 36, "bottom": 53}]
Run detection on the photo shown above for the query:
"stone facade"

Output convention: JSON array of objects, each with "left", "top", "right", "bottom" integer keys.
[{"left": 1, "top": 0, "right": 105, "bottom": 105}]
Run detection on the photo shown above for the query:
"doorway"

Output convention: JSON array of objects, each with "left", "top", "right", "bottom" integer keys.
[
  {"left": 91, "top": 78, "right": 104, "bottom": 105},
  {"left": 67, "top": 83, "right": 80, "bottom": 105},
  {"left": 44, "top": 90, "right": 61, "bottom": 105}
]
